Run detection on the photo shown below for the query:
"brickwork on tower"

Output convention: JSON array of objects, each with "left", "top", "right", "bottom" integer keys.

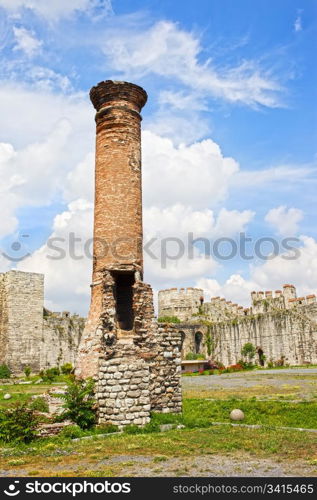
[{"left": 76, "top": 81, "right": 182, "bottom": 427}]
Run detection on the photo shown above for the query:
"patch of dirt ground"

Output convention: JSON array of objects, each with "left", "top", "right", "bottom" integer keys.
[{"left": 1, "top": 454, "right": 317, "bottom": 477}]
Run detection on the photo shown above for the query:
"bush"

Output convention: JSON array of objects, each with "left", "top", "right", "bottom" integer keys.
[
  {"left": 96, "top": 424, "right": 119, "bottom": 434},
  {"left": 40, "top": 367, "right": 60, "bottom": 383},
  {"left": 0, "top": 364, "right": 11, "bottom": 379},
  {"left": 24, "top": 366, "right": 31, "bottom": 379},
  {"left": 0, "top": 403, "right": 38, "bottom": 443},
  {"left": 49, "top": 367, "right": 60, "bottom": 376},
  {"left": 61, "top": 363, "right": 73, "bottom": 375},
  {"left": 29, "top": 397, "right": 49, "bottom": 413},
  {"left": 237, "top": 359, "right": 256, "bottom": 370},
  {"left": 274, "top": 356, "right": 286, "bottom": 367},
  {"left": 124, "top": 421, "right": 160, "bottom": 434},
  {"left": 59, "top": 378, "right": 96, "bottom": 429},
  {"left": 59, "top": 424, "right": 83, "bottom": 439},
  {"left": 185, "top": 353, "right": 205, "bottom": 360},
  {"left": 157, "top": 316, "right": 181, "bottom": 323}
]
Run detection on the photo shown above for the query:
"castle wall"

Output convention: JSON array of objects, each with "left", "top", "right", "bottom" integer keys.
[
  {"left": 41, "top": 312, "right": 84, "bottom": 369},
  {"left": 158, "top": 288, "right": 203, "bottom": 321},
  {"left": 0, "top": 271, "right": 84, "bottom": 374},
  {"left": 0, "top": 273, "right": 7, "bottom": 365},
  {"left": 211, "top": 305, "right": 317, "bottom": 366},
  {"left": 177, "top": 306, "right": 317, "bottom": 367},
  {"left": 1, "top": 271, "right": 44, "bottom": 373}
]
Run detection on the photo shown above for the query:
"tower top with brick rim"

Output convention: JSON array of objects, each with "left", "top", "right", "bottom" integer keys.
[{"left": 90, "top": 80, "right": 148, "bottom": 114}]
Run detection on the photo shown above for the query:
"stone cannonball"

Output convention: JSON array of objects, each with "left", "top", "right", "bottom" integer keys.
[{"left": 230, "top": 409, "right": 245, "bottom": 421}]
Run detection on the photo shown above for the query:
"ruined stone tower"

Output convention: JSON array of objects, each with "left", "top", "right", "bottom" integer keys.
[{"left": 76, "top": 81, "right": 182, "bottom": 427}]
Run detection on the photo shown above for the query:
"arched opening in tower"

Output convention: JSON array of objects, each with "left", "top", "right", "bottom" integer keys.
[
  {"left": 113, "top": 271, "right": 135, "bottom": 331},
  {"left": 179, "top": 331, "right": 185, "bottom": 358},
  {"left": 258, "top": 347, "right": 265, "bottom": 366},
  {"left": 195, "top": 331, "right": 203, "bottom": 354}
]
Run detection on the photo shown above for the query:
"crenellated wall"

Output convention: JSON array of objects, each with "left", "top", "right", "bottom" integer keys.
[
  {"left": 160, "top": 284, "right": 317, "bottom": 367},
  {"left": 158, "top": 287, "right": 204, "bottom": 321}
]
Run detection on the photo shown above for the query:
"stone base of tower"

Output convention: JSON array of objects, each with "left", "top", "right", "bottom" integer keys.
[{"left": 76, "top": 267, "right": 182, "bottom": 427}]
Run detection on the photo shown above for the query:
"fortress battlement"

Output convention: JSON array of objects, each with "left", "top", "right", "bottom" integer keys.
[{"left": 158, "top": 283, "right": 317, "bottom": 324}]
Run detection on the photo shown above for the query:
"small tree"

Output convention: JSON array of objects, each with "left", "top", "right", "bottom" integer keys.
[
  {"left": 0, "top": 403, "right": 38, "bottom": 443},
  {"left": 24, "top": 366, "right": 31, "bottom": 379},
  {"left": 61, "top": 363, "right": 73, "bottom": 375},
  {"left": 0, "top": 364, "right": 11, "bottom": 379},
  {"left": 59, "top": 378, "right": 96, "bottom": 429},
  {"left": 241, "top": 342, "right": 256, "bottom": 362}
]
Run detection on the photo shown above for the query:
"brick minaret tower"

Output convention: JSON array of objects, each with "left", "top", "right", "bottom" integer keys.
[
  {"left": 76, "top": 80, "right": 182, "bottom": 428},
  {"left": 85, "top": 81, "right": 147, "bottom": 362}
]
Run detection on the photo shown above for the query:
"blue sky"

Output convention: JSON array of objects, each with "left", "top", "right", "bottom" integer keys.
[{"left": 0, "top": 0, "right": 316, "bottom": 314}]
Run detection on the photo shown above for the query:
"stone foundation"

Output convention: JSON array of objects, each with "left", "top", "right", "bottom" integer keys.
[{"left": 77, "top": 269, "right": 182, "bottom": 428}]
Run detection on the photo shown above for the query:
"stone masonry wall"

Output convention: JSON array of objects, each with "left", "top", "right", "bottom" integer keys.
[
  {"left": 161, "top": 284, "right": 317, "bottom": 367},
  {"left": 42, "top": 311, "right": 85, "bottom": 369},
  {"left": 158, "top": 288, "right": 204, "bottom": 321},
  {"left": 0, "top": 271, "right": 84, "bottom": 373},
  {"left": 0, "top": 271, "right": 44, "bottom": 373},
  {"left": 79, "top": 269, "right": 182, "bottom": 428},
  {"left": 211, "top": 305, "right": 317, "bottom": 366}
]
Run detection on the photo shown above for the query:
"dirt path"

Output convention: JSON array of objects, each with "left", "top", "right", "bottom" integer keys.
[{"left": 1, "top": 454, "right": 316, "bottom": 477}]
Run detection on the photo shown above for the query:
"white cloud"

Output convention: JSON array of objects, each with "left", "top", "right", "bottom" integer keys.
[
  {"left": 0, "top": 0, "right": 113, "bottom": 21},
  {"left": 0, "top": 82, "right": 93, "bottom": 241},
  {"left": 146, "top": 110, "right": 211, "bottom": 145},
  {"left": 265, "top": 205, "right": 303, "bottom": 236},
  {"left": 13, "top": 26, "right": 42, "bottom": 57},
  {"left": 142, "top": 131, "right": 239, "bottom": 209},
  {"left": 143, "top": 204, "right": 254, "bottom": 286},
  {"left": 158, "top": 90, "right": 208, "bottom": 111},
  {"left": 294, "top": 13, "right": 303, "bottom": 33},
  {"left": 234, "top": 164, "right": 315, "bottom": 188},
  {"left": 103, "top": 20, "right": 284, "bottom": 108},
  {"left": 18, "top": 199, "right": 93, "bottom": 314},
  {"left": 196, "top": 274, "right": 257, "bottom": 307},
  {"left": 199, "top": 236, "right": 317, "bottom": 308},
  {"left": 251, "top": 236, "right": 317, "bottom": 296},
  {"left": 0, "top": 83, "right": 92, "bottom": 148}
]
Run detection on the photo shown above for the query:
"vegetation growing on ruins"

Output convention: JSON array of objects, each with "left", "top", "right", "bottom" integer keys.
[
  {"left": 0, "top": 403, "right": 38, "bottom": 443},
  {"left": 0, "top": 364, "right": 11, "bottom": 379},
  {"left": 58, "top": 378, "right": 96, "bottom": 430},
  {"left": 157, "top": 316, "right": 181, "bottom": 323},
  {"left": 185, "top": 353, "right": 205, "bottom": 360}
]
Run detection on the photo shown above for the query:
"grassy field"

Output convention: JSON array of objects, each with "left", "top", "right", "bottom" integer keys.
[{"left": 0, "top": 370, "right": 316, "bottom": 477}]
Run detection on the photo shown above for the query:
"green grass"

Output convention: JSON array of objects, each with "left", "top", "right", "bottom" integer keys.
[
  {"left": 150, "top": 399, "right": 317, "bottom": 430},
  {"left": 0, "top": 424, "right": 316, "bottom": 477},
  {"left": 0, "top": 397, "right": 316, "bottom": 476},
  {"left": 0, "top": 382, "right": 63, "bottom": 408}
]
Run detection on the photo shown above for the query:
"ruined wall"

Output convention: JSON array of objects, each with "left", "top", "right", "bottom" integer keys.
[
  {"left": 158, "top": 288, "right": 204, "bottom": 321},
  {"left": 42, "top": 311, "right": 84, "bottom": 369},
  {"left": 162, "top": 284, "right": 317, "bottom": 367},
  {"left": 0, "top": 273, "right": 7, "bottom": 365},
  {"left": 0, "top": 271, "right": 44, "bottom": 373},
  {"left": 211, "top": 305, "right": 317, "bottom": 366},
  {"left": 0, "top": 271, "right": 84, "bottom": 373},
  {"left": 80, "top": 270, "right": 182, "bottom": 428}
]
